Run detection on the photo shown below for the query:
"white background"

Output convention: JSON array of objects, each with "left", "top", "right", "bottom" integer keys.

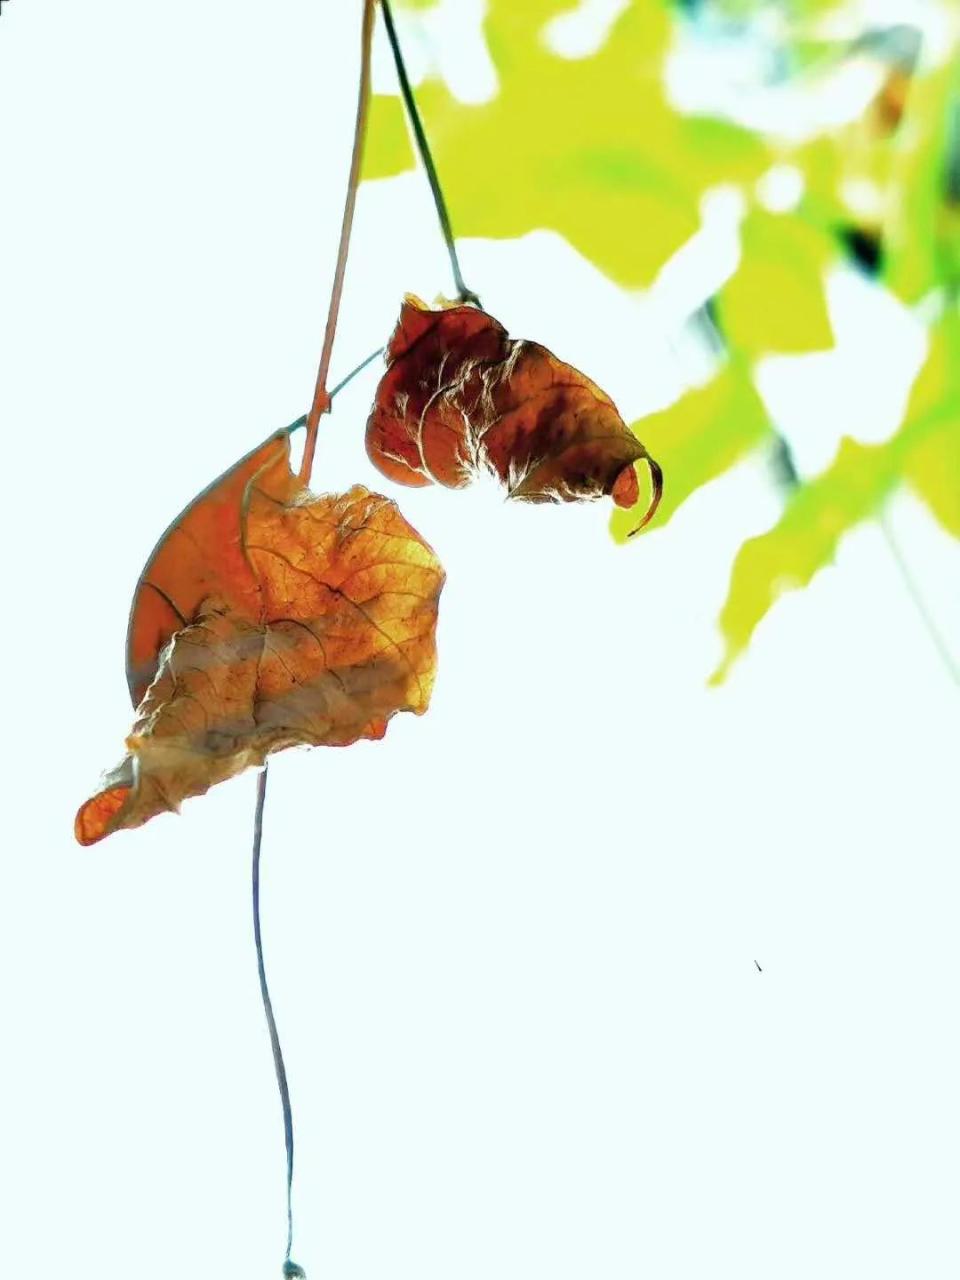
[{"left": 1, "top": 2, "right": 958, "bottom": 1278}]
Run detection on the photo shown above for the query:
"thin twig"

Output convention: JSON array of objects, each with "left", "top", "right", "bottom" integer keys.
[
  {"left": 329, "top": 345, "right": 384, "bottom": 401},
  {"left": 301, "top": 0, "right": 378, "bottom": 485},
  {"left": 252, "top": 764, "right": 306, "bottom": 1279},
  {"left": 879, "top": 512, "right": 960, "bottom": 687},
  {"left": 380, "top": 0, "right": 481, "bottom": 307}
]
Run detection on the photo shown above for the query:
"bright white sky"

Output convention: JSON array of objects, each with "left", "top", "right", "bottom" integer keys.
[{"left": 1, "top": 2, "right": 958, "bottom": 1279}]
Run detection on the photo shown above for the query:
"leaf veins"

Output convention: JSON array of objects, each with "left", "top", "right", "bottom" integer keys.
[
  {"left": 366, "top": 297, "right": 662, "bottom": 530},
  {"left": 76, "top": 429, "right": 444, "bottom": 845}
]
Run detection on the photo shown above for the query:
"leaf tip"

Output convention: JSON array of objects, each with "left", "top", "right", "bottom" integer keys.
[
  {"left": 625, "top": 455, "right": 664, "bottom": 536},
  {"left": 707, "top": 645, "right": 741, "bottom": 687},
  {"left": 75, "top": 785, "right": 131, "bottom": 847}
]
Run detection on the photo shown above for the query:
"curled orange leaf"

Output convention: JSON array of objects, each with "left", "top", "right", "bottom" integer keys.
[
  {"left": 366, "top": 297, "right": 662, "bottom": 530},
  {"left": 126, "top": 426, "right": 303, "bottom": 706},
  {"left": 77, "top": 426, "right": 444, "bottom": 845}
]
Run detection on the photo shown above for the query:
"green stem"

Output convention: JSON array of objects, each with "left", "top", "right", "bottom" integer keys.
[
  {"left": 380, "top": 0, "right": 480, "bottom": 306},
  {"left": 879, "top": 512, "right": 960, "bottom": 687},
  {"left": 329, "top": 345, "right": 384, "bottom": 400}
]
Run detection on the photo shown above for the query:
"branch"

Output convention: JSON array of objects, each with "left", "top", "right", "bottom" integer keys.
[{"left": 301, "top": 0, "right": 378, "bottom": 485}]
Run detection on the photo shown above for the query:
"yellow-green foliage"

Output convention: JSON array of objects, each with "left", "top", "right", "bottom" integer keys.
[
  {"left": 368, "top": 1, "right": 769, "bottom": 287},
  {"left": 712, "top": 309, "right": 960, "bottom": 682},
  {"left": 716, "top": 212, "right": 836, "bottom": 357},
  {"left": 610, "top": 362, "right": 771, "bottom": 542},
  {"left": 904, "top": 418, "right": 960, "bottom": 538},
  {"left": 884, "top": 57, "right": 960, "bottom": 304},
  {"left": 371, "top": 0, "right": 960, "bottom": 679},
  {"left": 362, "top": 93, "right": 415, "bottom": 181}
]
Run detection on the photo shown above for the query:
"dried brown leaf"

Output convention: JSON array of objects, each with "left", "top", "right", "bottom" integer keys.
[
  {"left": 366, "top": 297, "right": 662, "bottom": 529},
  {"left": 76, "top": 430, "right": 444, "bottom": 845}
]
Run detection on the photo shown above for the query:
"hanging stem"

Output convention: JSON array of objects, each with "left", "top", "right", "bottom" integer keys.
[
  {"left": 252, "top": 15, "right": 386, "bottom": 1270},
  {"left": 879, "top": 512, "right": 960, "bottom": 688},
  {"left": 300, "top": 0, "right": 378, "bottom": 486},
  {"left": 380, "top": 0, "right": 481, "bottom": 307},
  {"left": 252, "top": 764, "right": 306, "bottom": 1279}
]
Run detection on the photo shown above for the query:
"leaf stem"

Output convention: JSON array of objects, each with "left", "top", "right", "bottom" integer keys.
[
  {"left": 329, "top": 345, "right": 384, "bottom": 401},
  {"left": 379, "top": 0, "right": 481, "bottom": 307},
  {"left": 252, "top": 764, "right": 306, "bottom": 1279},
  {"left": 879, "top": 512, "right": 960, "bottom": 688},
  {"left": 301, "top": 0, "right": 378, "bottom": 486}
]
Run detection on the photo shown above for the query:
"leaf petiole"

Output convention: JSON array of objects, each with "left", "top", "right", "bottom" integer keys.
[
  {"left": 301, "top": 0, "right": 378, "bottom": 486},
  {"left": 380, "top": 0, "right": 480, "bottom": 307}
]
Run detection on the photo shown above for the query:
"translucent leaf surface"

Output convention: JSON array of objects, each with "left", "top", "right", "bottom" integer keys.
[{"left": 77, "top": 432, "right": 444, "bottom": 844}]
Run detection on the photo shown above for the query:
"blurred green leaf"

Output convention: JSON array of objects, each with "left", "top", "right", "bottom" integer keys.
[
  {"left": 790, "top": 135, "right": 844, "bottom": 226},
  {"left": 365, "top": 0, "right": 769, "bottom": 288},
  {"left": 901, "top": 307, "right": 960, "bottom": 537},
  {"left": 707, "top": 0, "right": 848, "bottom": 16},
  {"left": 363, "top": 94, "right": 416, "bottom": 181},
  {"left": 610, "top": 361, "right": 771, "bottom": 542},
  {"left": 717, "top": 210, "right": 835, "bottom": 356},
  {"left": 709, "top": 436, "right": 901, "bottom": 685},
  {"left": 710, "top": 309, "right": 960, "bottom": 683},
  {"left": 884, "top": 56, "right": 960, "bottom": 303},
  {"left": 904, "top": 417, "right": 960, "bottom": 537}
]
